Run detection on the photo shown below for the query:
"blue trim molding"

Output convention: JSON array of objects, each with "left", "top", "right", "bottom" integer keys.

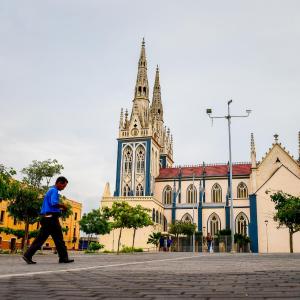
[
  {"left": 172, "top": 189, "right": 176, "bottom": 222},
  {"left": 114, "top": 140, "right": 123, "bottom": 196},
  {"left": 198, "top": 188, "right": 203, "bottom": 231},
  {"left": 225, "top": 205, "right": 230, "bottom": 230},
  {"left": 145, "top": 139, "right": 151, "bottom": 196},
  {"left": 249, "top": 194, "right": 258, "bottom": 253},
  {"left": 160, "top": 155, "right": 167, "bottom": 168}
]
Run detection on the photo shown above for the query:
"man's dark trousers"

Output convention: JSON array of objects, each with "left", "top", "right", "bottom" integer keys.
[{"left": 24, "top": 215, "right": 68, "bottom": 260}]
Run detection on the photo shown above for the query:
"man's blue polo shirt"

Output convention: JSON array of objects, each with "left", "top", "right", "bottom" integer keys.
[{"left": 40, "top": 186, "right": 61, "bottom": 215}]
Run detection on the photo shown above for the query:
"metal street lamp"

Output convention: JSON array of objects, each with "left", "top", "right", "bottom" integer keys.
[
  {"left": 264, "top": 220, "right": 269, "bottom": 253},
  {"left": 192, "top": 172, "right": 195, "bottom": 253},
  {"left": 206, "top": 100, "right": 251, "bottom": 253}
]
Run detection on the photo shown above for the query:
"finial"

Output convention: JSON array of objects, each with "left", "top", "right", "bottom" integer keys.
[
  {"left": 251, "top": 133, "right": 256, "bottom": 153},
  {"left": 125, "top": 109, "right": 128, "bottom": 120},
  {"left": 119, "top": 108, "right": 124, "bottom": 129},
  {"left": 274, "top": 134, "right": 279, "bottom": 143},
  {"left": 142, "top": 37, "right": 145, "bottom": 47},
  {"left": 298, "top": 131, "right": 300, "bottom": 161}
]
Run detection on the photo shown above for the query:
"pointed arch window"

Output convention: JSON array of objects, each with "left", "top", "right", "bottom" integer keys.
[
  {"left": 136, "top": 184, "right": 144, "bottom": 196},
  {"left": 155, "top": 210, "right": 159, "bottom": 223},
  {"left": 163, "top": 216, "right": 168, "bottom": 231},
  {"left": 123, "top": 146, "right": 133, "bottom": 174},
  {"left": 187, "top": 184, "right": 197, "bottom": 204},
  {"left": 237, "top": 182, "right": 248, "bottom": 199},
  {"left": 123, "top": 184, "right": 131, "bottom": 196},
  {"left": 181, "top": 213, "right": 193, "bottom": 223},
  {"left": 163, "top": 185, "right": 172, "bottom": 205},
  {"left": 212, "top": 183, "right": 222, "bottom": 203},
  {"left": 236, "top": 213, "right": 248, "bottom": 236},
  {"left": 208, "top": 213, "right": 221, "bottom": 237},
  {"left": 152, "top": 209, "right": 155, "bottom": 222},
  {"left": 136, "top": 146, "right": 145, "bottom": 174}
]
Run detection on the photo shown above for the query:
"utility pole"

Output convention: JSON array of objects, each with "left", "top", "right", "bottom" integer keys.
[{"left": 206, "top": 100, "right": 251, "bottom": 252}]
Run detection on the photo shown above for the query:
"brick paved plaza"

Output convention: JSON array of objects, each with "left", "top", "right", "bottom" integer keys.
[{"left": 0, "top": 252, "right": 299, "bottom": 299}]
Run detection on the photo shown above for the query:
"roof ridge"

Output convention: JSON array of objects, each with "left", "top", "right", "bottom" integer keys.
[{"left": 170, "top": 162, "right": 251, "bottom": 169}]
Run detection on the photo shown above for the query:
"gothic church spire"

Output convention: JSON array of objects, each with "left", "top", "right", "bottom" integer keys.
[
  {"left": 134, "top": 38, "right": 149, "bottom": 101},
  {"left": 151, "top": 65, "right": 164, "bottom": 122}
]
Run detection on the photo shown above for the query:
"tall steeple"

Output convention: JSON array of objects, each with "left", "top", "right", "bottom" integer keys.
[
  {"left": 251, "top": 133, "right": 257, "bottom": 168},
  {"left": 133, "top": 38, "right": 149, "bottom": 101},
  {"left": 151, "top": 65, "right": 164, "bottom": 122},
  {"left": 131, "top": 38, "right": 150, "bottom": 128},
  {"left": 298, "top": 131, "right": 300, "bottom": 162}
]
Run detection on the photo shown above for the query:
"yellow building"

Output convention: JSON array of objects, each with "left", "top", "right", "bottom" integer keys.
[{"left": 0, "top": 197, "right": 82, "bottom": 251}]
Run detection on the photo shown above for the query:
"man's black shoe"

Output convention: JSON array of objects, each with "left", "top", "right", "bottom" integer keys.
[
  {"left": 22, "top": 255, "right": 37, "bottom": 264},
  {"left": 59, "top": 258, "right": 74, "bottom": 263}
]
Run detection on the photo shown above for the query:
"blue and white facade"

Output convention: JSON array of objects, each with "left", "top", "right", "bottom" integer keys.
[{"left": 101, "top": 41, "right": 300, "bottom": 253}]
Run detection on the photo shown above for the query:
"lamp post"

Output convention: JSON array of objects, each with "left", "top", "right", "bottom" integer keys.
[
  {"left": 206, "top": 100, "right": 251, "bottom": 253},
  {"left": 264, "top": 220, "right": 269, "bottom": 253},
  {"left": 192, "top": 172, "right": 195, "bottom": 253}
]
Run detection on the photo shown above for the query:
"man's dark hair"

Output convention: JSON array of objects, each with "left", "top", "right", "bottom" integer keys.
[{"left": 55, "top": 176, "right": 68, "bottom": 184}]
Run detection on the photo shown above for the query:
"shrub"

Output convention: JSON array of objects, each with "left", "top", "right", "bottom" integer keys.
[
  {"left": 87, "top": 242, "right": 104, "bottom": 252},
  {"left": 120, "top": 246, "right": 143, "bottom": 253}
]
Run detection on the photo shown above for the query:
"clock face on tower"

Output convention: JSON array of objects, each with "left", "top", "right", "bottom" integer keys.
[{"left": 131, "top": 128, "right": 139, "bottom": 136}]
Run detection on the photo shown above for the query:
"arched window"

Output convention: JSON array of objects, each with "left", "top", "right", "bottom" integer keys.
[
  {"left": 208, "top": 213, "right": 221, "bottom": 237},
  {"left": 155, "top": 210, "right": 159, "bottom": 223},
  {"left": 123, "top": 146, "right": 133, "bottom": 174},
  {"left": 163, "top": 185, "right": 172, "bottom": 205},
  {"left": 136, "top": 146, "right": 145, "bottom": 174},
  {"left": 163, "top": 217, "right": 168, "bottom": 231},
  {"left": 212, "top": 183, "right": 222, "bottom": 203},
  {"left": 181, "top": 213, "right": 193, "bottom": 223},
  {"left": 123, "top": 184, "right": 131, "bottom": 196},
  {"left": 187, "top": 184, "right": 197, "bottom": 204},
  {"left": 237, "top": 182, "right": 248, "bottom": 199},
  {"left": 136, "top": 184, "right": 144, "bottom": 196},
  {"left": 152, "top": 209, "right": 155, "bottom": 222},
  {"left": 236, "top": 213, "right": 248, "bottom": 236}
]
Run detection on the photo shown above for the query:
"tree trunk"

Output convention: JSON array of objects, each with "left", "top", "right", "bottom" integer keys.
[
  {"left": 132, "top": 228, "right": 136, "bottom": 250},
  {"left": 23, "top": 221, "right": 30, "bottom": 253},
  {"left": 117, "top": 228, "right": 122, "bottom": 254},
  {"left": 177, "top": 235, "right": 179, "bottom": 252},
  {"left": 289, "top": 229, "right": 293, "bottom": 253}
]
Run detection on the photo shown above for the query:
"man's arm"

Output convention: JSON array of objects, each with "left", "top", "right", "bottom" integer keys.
[{"left": 50, "top": 189, "right": 67, "bottom": 211}]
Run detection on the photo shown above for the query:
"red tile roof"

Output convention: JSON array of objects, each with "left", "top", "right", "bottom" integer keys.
[{"left": 157, "top": 163, "right": 251, "bottom": 179}]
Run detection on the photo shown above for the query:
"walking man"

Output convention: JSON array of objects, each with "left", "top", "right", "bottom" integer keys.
[{"left": 23, "top": 176, "right": 74, "bottom": 264}]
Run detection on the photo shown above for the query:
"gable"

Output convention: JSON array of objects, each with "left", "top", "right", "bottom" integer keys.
[{"left": 256, "top": 144, "right": 300, "bottom": 187}]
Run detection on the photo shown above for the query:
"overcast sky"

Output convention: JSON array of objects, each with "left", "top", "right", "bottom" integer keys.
[{"left": 1, "top": 1, "right": 299, "bottom": 213}]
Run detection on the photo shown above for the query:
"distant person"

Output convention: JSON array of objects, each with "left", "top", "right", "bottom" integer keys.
[
  {"left": 206, "top": 233, "right": 213, "bottom": 253},
  {"left": 167, "top": 237, "right": 172, "bottom": 252},
  {"left": 159, "top": 236, "right": 164, "bottom": 251},
  {"left": 23, "top": 176, "right": 74, "bottom": 264}
]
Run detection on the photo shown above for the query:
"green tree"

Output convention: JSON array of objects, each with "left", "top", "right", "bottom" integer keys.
[
  {"left": 7, "top": 183, "right": 42, "bottom": 251},
  {"left": 21, "top": 159, "right": 64, "bottom": 190},
  {"left": 147, "top": 231, "right": 161, "bottom": 251},
  {"left": 79, "top": 209, "right": 111, "bottom": 244},
  {"left": 270, "top": 191, "right": 300, "bottom": 253},
  {"left": 168, "top": 220, "right": 196, "bottom": 251},
  {"left": 103, "top": 201, "right": 132, "bottom": 254},
  {"left": 0, "top": 164, "right": 17, "bottom": 200},
  {"left": 128, "top": 205, "right": 153, "bottom": 249},
  {"left": 181, "top": 222, "right": 196, "bottom": 236}
]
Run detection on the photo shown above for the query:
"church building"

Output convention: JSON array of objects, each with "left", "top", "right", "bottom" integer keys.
[{"left": 100, "top": 40, "right": 300, "bottom": 253}]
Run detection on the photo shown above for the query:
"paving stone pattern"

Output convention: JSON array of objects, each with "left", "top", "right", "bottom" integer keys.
[{"left": 0, "top": 252, "right": 299, "bottom": 299}]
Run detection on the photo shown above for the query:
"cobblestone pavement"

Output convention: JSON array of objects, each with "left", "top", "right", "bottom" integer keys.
[{"left": 0, "top": 252, "right": 300, "bottom": 299}]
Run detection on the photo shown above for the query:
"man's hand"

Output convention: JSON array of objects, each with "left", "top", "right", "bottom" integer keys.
[{"left": 58, "top": 203, "right": 68, "bottom": 211}]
